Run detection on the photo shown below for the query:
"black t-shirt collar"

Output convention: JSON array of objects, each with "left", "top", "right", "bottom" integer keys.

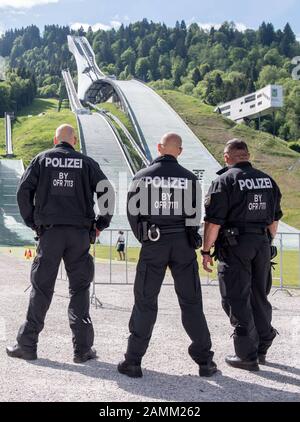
[
  {"left": 152, "top": 155, "right": 178, "bottom": 164},
  {"left": 216, "top": 161, "right": 252, "bottom": 175},
  {"left": 232, "top": 161, "right": 252, "bottom": 169},
  {"left": 55, "top": 142, "right": 75, "bottom": 150}
]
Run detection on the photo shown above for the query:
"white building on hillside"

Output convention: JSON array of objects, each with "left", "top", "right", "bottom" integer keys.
[{"left": 215, "top": 84, "right": 283, "bottom": 123}]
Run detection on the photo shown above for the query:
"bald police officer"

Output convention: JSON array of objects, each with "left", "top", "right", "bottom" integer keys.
[
  {"left": 6, "top": 124, "right": 115, "bottom": 363},
  {"left": 202, "top": 139, "right": 282, "bottom": 371},
  {"left": 118, "top": 133, "right": 217, "bottom": 378}
]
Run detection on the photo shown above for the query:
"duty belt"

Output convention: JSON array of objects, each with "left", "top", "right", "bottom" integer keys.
[
  {"left": 220, "top": 226, "right": 267, "bottom": 247},
  {"left": 159, "top": 227, "right": 186, "bottom": 234},
  {"left": 144, "top": 223, "right": 186, "bottom": 242},
  {"left": 235, "top": 227, "right": 267, "bottom": 235}
]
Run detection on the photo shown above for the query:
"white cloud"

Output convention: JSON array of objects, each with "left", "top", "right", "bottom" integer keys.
[
  {"left": 110, "top": 20, "right": 122, "bottom": 29},
  {"left": 197, "top": 22, "right": 221, "bottom": 31},
  {"left": 9, "top": 9, "right": 27, "bottom": 15},
  {"left": 234, "top": 23, "right": 249, "bottom": 32},
  {"left": 197, "top": 22, "right": 249, "bottom": 32},
  {"left": 0, "top": 0, "right": 59, "bottom": 9},
  {"left": 70, "top": 20, "right": 122, "bottom": 32},
  {"left": 71, "top": 22, "right": 109, "bottom": 32}
]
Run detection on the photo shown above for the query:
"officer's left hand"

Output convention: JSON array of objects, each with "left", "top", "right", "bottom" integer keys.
[
  {"left": 96, "top": 229, "right": 101, "bottom": 238},
  {"left": 202, "top": 255, "right": 214, "bottom": 273}
]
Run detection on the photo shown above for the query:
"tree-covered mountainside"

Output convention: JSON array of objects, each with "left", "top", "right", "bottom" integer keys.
[
  {"left": 0, "top": 20, "right": 300, "bottom": 144},
  {"left": 1, "top": 94, "right": 299, "bottom": 228},
  {"left": 0, "top": 68, "right": 37, "bottom": 116}
]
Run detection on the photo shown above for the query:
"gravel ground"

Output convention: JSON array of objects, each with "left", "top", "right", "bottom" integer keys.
[{"left": 0, "top": 252, "right": 299, "bottom": 402}]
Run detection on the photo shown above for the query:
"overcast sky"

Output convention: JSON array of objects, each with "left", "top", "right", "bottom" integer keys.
[{"left": 0, "top": 0, "right": 299, "bottom": 39}]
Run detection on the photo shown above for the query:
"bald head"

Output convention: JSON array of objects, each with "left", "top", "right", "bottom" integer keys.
[
  {"left": 158, "top": 133, "right": 183, "bottom": 158},
  {"left": 55, "top": 124, "right": 77, "bottom": 146}
]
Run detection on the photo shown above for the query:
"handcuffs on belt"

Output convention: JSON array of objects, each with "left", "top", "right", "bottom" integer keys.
[{"left": 148, "top": 224, "right": 161, "bottom": 242}]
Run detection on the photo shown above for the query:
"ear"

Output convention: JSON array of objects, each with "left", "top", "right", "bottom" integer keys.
[
  {"left": 54, "top": 136, "right": 58, "bottom": 145},
  {"left": 178, "top": 147, "right": 183, "bottom": 157}
]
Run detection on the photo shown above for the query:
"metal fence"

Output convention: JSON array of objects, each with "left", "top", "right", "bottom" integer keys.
[
  {"left": 272, "top": 232, "right": 300, "bottom": 294},
  {"left": 55, "top": 230, "right": 300, "bottom": 306}
]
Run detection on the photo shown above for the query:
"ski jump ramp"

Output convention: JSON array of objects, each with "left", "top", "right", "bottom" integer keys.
[
  {"left": 77, "top": 113, "right": 134, "bottom": 230},
  {"left": 114, "top": 79, "right": 221, "bottom": 190},
  {"left": 62, "top": 68, "right": 134, "bottom": 231},
  {"left": 68, "top": 35, "right": 221, "bottom": 193},
  {"left": 67, "top": 35, "right": 294, "bottom": 237}
]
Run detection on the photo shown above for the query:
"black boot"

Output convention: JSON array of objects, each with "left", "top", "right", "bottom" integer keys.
[
  {"left": 225, "top": 355, "right": 259, "bottom": 371},
  {"left": 258, "top": 354, "right": 266, "bottom": 365},
  {"left": 73, "top": 348, "right": 97, "bottom": 364},
  {"left": 199, "top": 361, "right": 218, "bottom": 377},
  {"left": 118, "top": 360, "right": 143, "bottom": 378},
  {"left": 258, "top": 329, "right": 278, "bottom": 365},
  {"left": 6, "top": 344, "right": 37, "bottom": 361}
]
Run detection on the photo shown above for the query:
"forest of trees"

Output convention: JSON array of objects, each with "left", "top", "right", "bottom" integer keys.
[{"left": 0, "top": 20, "right": 299, "bottom": 143}]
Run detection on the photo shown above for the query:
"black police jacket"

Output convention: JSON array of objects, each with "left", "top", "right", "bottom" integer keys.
[
  {"left": 204, "top": 161, "right": 283, "bottom": 228},
  {"left": 127, "top": 154, "right": 201, "bottom": 241},
  {"left": 17, "top": 142, "right": 115, "bottom": 231}
]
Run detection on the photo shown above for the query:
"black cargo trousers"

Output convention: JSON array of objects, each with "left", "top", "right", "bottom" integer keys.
[
  {"left": 217, "top": 233, "right": 277, "bottom": 361},
  {"left": 17, "top": 225, "right": 94, "bottom": 354},
  {"left": 125, "top": 233, "right": 214, "bottom": 366}
]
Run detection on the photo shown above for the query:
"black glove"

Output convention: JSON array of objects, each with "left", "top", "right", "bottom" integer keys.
[
  {"left": 186, "top": 227, "right": 202, "bottom": 250},
  {"left": 271, "top": 245, "right": 278, "bottom": 260},
  {"left": 89, "top": 221, "right": 97, "bottom": 244},
  {"left": 34, "top": 226, "right": 44, "bottom": 242},
  {"left": 267, "top": 230, "right": 277, "bottom": 260}
]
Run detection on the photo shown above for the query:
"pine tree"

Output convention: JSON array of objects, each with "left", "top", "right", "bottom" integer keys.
[
  {"left": 191, "top": 67, "right": 201, "bottom": 85},
  {"left": 258, "top": 22, "right": 275, "bottom": 46},
  {"left": 280, "top": 23, "right": 296, "bottom": 57}
]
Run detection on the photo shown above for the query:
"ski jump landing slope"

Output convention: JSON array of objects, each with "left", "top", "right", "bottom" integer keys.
[
  {"left": 68, "top": 36, "right": 221, "bottom": 189},
  {"left": 68, "top": 36, "right": 293, "bottom": 236},
  {"left": 77, "top": 113, "right": 134, "bottom": 230},
  {"left": 114, "top": 79, "right": 221, "bottom": 190},
  {"left": 62, "top": 68, "right": 133, "bottom": 230}
]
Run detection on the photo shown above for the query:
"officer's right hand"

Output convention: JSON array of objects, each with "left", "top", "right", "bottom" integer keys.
[{"left": 202, "top": 255, "right": 214, "bottom": 273}]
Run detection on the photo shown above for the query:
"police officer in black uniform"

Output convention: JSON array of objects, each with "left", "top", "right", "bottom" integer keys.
[
  {"left": 6, "top": 124, "right": 114, "bottom": 363},
  {"left": 202, "top": 139, "right": 282, "bottom": 371},
  {"left": 118, "top": 133, "right": 217, "bottom": 378}
]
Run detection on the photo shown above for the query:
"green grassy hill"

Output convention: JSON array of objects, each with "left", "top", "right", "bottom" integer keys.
[
  {"left": 0, "top": 99, "right": 77, "bottom": 166},
  {"left": 1, "top": 94, "right": 299, "bottom": 228},
  {"left": 158, "top": 90, "right": 300, "bottom": 229}
]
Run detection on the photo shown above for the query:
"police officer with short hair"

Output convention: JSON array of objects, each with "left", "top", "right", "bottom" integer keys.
[
  {"left": 6, "top": 124, "right": 115, "bottom": 363},
  {"left": 202, "top": 139, "right": 282, "bottom": 371},
  {"left": 118, "top": 133, "right": 217, "bottom": 378}
]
